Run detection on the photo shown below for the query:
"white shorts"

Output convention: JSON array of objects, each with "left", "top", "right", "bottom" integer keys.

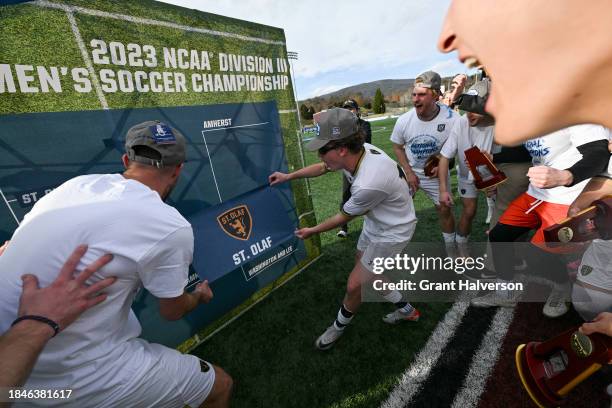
[
  {"left": 417, "top": 175, "right": 440, "bottom": 205},
  {"left": 98, "top": 341, "right": 216, "bottom": 408},
  {"left": 571, "top": 283, "right": 612, "bottom": 321},
  {"left": 457, "top": 178, "right": 478, "bottom": 199},
  {"left": 357, "top": 232, "right": 408, "bottom": 273}
]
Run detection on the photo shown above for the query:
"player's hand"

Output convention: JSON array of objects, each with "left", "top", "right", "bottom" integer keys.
[
  {"left": 194, "top": 280, "right": 213, "bottom": 304},
  {"left": 406, "top": 170, "right": 420, "bottom": 193},
  {"left": 440, "top": 191, "right": 453, "bottom": 207},
  {"left": 295, "top": 227, "right": 314, "bottom": 240},
  {"left": 580, "top": 313, "right": 612, "bottom": 362},
  {"left": 527, "top": 166, "right": 573, "bottom": 189},
  {"left": 428, "top": 166, "right": 439, "bottom": 178},
  {"left": 18, "top": 245, "right": 115, "bottom": 332},
  {"left": 0, "top": 240, "right": 9, "bottom": 256},
  {"left": 269, "top": 172, "right": 290, "bottom": 186},
  {"left": 484, "top": 186, "right": 497, "bottom": 198}
]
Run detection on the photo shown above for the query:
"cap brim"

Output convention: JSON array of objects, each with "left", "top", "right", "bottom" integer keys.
[{"left": 305, "top": 137, "right": 330, "bottom": 151}]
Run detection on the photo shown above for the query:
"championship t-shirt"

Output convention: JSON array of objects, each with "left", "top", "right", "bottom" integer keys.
[
  {"left": 440, "top": 115, "right": 495, "bottom": 180},
  {"left": 390, "top": 103, "right": 458, "bottom": 176},
  {"left": 525, "top": 124, "right": 609, "bottom": 205},
  {"left": 342, "top": 143, "right": 417, "bottom": 242}
]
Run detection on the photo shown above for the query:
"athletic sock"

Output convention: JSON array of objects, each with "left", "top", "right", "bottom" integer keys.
[
  {"left": 442, "top": 232, "right": 456, "bottom": 244},
  {"left": 456, "top": 234, "right": 469, "bottom": 244},
  {"left": 333, "top": 304, "right": 353, "bottom": 330},
  {"left": 383, "top": 290, "right": 413, "bottom": 313}
]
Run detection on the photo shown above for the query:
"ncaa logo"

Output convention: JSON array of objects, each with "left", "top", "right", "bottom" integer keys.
[
  {"left": 437, "top": 124, "right": 446, "bottom": 132},
  {"left": 217, "top": 205, "right": 253, "bottom": 241}
]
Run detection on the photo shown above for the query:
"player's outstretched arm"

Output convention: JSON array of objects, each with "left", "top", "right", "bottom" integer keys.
[
  {"left": 158, "top": 280, "right": 213, "bottom": 321},
  {"left": 0, "top": 245, "right": 115, "bottom": 388},
  {"left": 295, "top": 213, "right": 353, "bottom": 240},
  {"left": 580, "top": 312, "right": 612, "bottom": 363},
  {"left": 269, "top": 163, "right": 328, "bottom": 186},
  {"left": 568, "top": 176, "right": 612, "bottom": 216}
]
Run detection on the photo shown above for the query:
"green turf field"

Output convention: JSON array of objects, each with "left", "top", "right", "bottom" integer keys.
[{"left": 192, "top": 117, "right": 492, "bottom": 408}]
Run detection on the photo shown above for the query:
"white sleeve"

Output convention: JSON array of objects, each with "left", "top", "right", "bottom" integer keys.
[
  {"left": 342, "top": 188, "right": 389, "bottom": 216},
  {"left": 390, "top": 115, "right": 408, "bottom": 145},
  {"left": 569, "top": 124, "right": 609, "bottom": 147},
  {"left": 440, "top": 121, "right": 460, "bottom": 159},
  {"left": 137, "top": 226, "right": 194, "bottom": 298}
]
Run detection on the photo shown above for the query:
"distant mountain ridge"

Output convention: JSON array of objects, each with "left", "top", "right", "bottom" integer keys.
[{"left": 304, "top": 79, "right": 415, "bottom": 102}]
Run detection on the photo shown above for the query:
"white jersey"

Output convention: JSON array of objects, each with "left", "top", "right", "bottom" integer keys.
[
  {"left": 576, "top": 239, "right": 612, "bottom": 291},
  {"left": 440, "top": 115, "right": 495, "bottom": 180},
  {"left": 390, "top": 103, "right": 459, "bottom": 176},
  {"left": 341, "top": 143, "right": 417, "bottom": 242},
  {"left": 525, "top": 124, "right": 609, "bottom": 205},
  {"left": 0, "top": 174, "right": 193, "bottom": 404}
]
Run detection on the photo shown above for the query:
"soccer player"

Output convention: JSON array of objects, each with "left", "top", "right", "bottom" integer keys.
[
  {"left": 390, "top": 71, "right": 459, "bottom": 252},
  {"left": 269, "top": 108, "right": 419, "bottom": 350},
  {"left": 438, "top": 80, "right": 495, "bottom": 256},
  {"left": 437, "top": 0, "right": 612, "bottom": 144},
  {"left": 470, "top": 124, "right": 610, "bottom": 317},
  {"left": 0, "top": 121, "right": 232, "bottom": 408},
  {"left": 337, "top": 98, "right": 372, "bottom": 238}
]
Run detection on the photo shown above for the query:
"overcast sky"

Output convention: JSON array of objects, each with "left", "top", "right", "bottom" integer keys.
[{"left": 158, "top": 0, "right": 472, "bottom": 99}]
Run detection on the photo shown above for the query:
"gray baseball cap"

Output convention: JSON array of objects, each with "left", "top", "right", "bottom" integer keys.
[
  {"left": 467, "top": 79, "right": 491, "bottom": 98},
  {"left": 414, "top": 70, "right": 442, "bottom": 92},
  {"left": 125, "top": 120, "right": 186, "bottom": 167},
  {"left": 305, "top": 108, "right": 359, "bottom": 151}
]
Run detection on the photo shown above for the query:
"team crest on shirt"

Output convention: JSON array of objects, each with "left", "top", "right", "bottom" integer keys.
[
  {"left": 217, "top": 205, "right": 252, "bottom": 241},
  {"left": 437, "top": 124, "right": 446, "bottom": 132},
  {"left": 580, "top": 265, "right": 593, "bottom": 276}
]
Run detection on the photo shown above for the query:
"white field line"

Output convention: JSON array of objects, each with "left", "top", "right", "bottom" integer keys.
[
  {"left": 34, "top": 0, "right": 285, "bottom": 45},
  {"left": 65, "top": 10, "right": 109, "bottom": 109},
  {"left": 450, "top": 306, "right": 516, "bottom": 408},
  {"left": 380, "top": 292, "right": 475, "bottom": 408}
]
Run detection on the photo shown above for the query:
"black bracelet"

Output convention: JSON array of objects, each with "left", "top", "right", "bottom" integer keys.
[{"left": 11, "top": 315, "right": 60, "bottom": 337}]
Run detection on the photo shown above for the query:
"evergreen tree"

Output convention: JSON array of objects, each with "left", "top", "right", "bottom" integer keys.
[{"left": 373, "top": 88, "right": 386, "bottom": 114}]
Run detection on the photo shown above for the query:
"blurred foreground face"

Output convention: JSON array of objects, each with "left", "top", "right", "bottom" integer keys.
[{"left": 437, "top": 0, "right": 612, "bottom": 145}]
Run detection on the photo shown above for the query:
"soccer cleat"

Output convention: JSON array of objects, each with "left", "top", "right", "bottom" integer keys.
[
  {"left": 470, "top": 292, "right": 518, "bottom": 308},
  {"left": 315, "top": 325, "right": 344, "bottom": 350},
  {"left": 463, "top": 267, "right": 497, "bottom": 282},
  {"left": 542, "top": 283, "right": 570, "bottom": 318},
  {"left": 382, "top": 308, "right": 420, "bottom": 324},
  {"left": 336, "top": 230, "right": 348, "bottom": 238}
]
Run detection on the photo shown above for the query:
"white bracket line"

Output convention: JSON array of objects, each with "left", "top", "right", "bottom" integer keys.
[
  {"left": 0, "top": 188, "right": 20, "bottom": 226},
  {"left": 200, "top": 131, "right": 223, "bottom": 204},
  {"left": 201, "top": 122, "right": 269, "bottom": 133}
]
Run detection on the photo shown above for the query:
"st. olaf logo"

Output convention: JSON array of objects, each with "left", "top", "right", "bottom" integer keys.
[{"left": 217, "top": 205, "right": 252, "bottom": 241}]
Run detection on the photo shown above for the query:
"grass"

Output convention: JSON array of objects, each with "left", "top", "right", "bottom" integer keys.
[{"left": 192, "top": 116, "right": 492, "bottom": 408}]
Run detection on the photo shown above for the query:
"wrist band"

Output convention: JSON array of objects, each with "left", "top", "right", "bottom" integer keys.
[{"left": 11, "top": 315, "right": 60, "bottom": 337}]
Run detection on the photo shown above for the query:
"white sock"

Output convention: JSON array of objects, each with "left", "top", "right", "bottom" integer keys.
[
  {"left": 456, "top": 234, "right": 469, "bottom": 244},
  {"left": 442, "top": 232, "right": 456, "bottom": 244},
  {"left": 383, "top": 290, "right": 403, "bottom": 304}
]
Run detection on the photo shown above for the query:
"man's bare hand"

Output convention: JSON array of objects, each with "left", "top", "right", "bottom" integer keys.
[
  {"left": 295, "top": 227, "right": 315, "bottom": 240},
  {"left": 527, "top": 166, "right": 573, "bottom": 189},
  {"left": 440, "top": 191, "right": 453, "bottom": 207},
  {"left": 405, "top": 170, "right": 420, "bottom": 193},
  {"left": 269, "top": 172, "right": 290, "bottom": 186},
  {"left": 18, "top": 245, "right": 115, "bottom": 331},
  {"left": 580, "top": 312, "right": 612, "bottom": 362},
  {"left": 193, "top": 280, "right": 213, "bottom": 304}
]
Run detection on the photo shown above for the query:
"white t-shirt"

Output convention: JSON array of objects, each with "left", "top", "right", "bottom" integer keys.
[
  {"left": 0, "top": 174, "right": 193, "bottom": 403},
  {"left": 341, "top": 143, "right": 417, "bottom": 242},
  {"left": 524, "top": 124, "right": 609, "bottom": 205},
  {"left": 390, "top": 104, "right": 459, "bottom": 176},
  {"left": 440, "top": 115, "right": 495, "bottom": 180}
]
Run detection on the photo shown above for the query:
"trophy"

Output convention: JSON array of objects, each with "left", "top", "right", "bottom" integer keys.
[
  {"left": 515, "top": 327, "right": 612, "bottom": 407},
  {"left": 544, "top": 196, "right": 612, "bottom": 244},
  {"left": 464, "top": 146, "right": 507, "bottom": 190}
]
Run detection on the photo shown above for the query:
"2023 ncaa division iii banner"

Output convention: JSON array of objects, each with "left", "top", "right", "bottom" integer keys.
[{"left": 0, "top": 0, "right": 319, "bottom": 351}]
